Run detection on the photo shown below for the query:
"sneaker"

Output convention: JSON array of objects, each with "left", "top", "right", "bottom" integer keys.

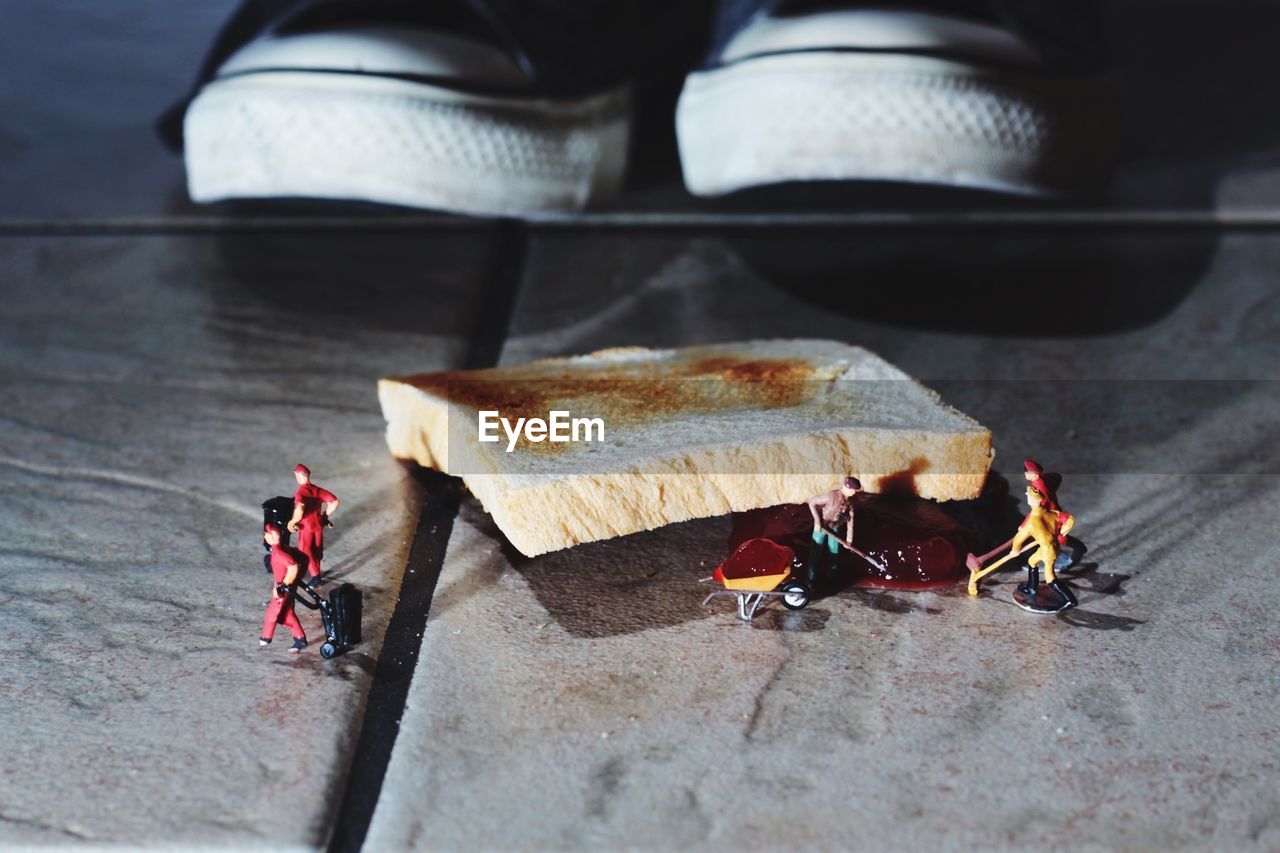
[
  {"left": 259, "top": 636, "right": 272, "bottom": 647},
  {"left": 677, "top": 1, "right": 1113, "bottom": 198},
  {"left": 289, "top": 637, "right": 308, "bottom": 654},
  {"left": 163, "top": 0, "right": 677, "bottom": 216},
  {"left": 307, "top": 573, "right": 323, "bottom": 589}
]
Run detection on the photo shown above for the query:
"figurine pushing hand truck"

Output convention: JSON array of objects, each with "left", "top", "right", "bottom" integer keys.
[{"left": 261, "top": 522, "right": 308, "bottom": 653}]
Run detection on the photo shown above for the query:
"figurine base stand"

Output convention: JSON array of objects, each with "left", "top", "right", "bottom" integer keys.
[{"left": 1012, "top": 579, "right": 1077, "bottom": 614}]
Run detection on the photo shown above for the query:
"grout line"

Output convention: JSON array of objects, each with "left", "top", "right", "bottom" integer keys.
[
  {"left": 325, "top": 470, "right": 462, "bottom": 853},
  {"left": 466, "top": 220, "right": 530, "bottom": 368},
  {"left": 521, "top": 209, "right": 1280, "bottom": 230},
  {"left": 0, "top": 216, "right": 479, "bottom": 234},
  {"left": 324, "top": 221, "right": 528, "bottom": 853},
  {"left": 7, "top": 209, "right": 1280, "bottom": 235}
]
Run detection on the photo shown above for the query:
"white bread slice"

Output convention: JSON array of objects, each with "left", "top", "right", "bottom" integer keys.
[{"left": 378, "top": 340, "right": 992, "bottom": 556}]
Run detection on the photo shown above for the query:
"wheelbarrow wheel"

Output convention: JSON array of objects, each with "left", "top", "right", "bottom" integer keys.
[
  {"left": 780, "top": 582, "right": 810, "bottom": 610},
  {"left": 320, "top": 642, "right": 337, "bottom": 659}
]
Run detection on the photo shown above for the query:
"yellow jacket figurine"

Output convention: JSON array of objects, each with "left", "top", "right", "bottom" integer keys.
[{"left": 968, "top": 485, "right": 1077, "bottom": 613}]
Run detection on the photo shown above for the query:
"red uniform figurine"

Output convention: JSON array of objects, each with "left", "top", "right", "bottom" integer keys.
[
  {"left": 287, "top": 463, "right": 339, "bottom": 587},
  {"left": 261, "top": 523, "right": 307, "bottom": 653}
]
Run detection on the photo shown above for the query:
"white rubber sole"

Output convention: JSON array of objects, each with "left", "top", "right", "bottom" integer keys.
[
  {"left": 185, "top": 72, "right": 630, "bottom": 216},
  {"left": 677, "top": 52, "right": 1102, "bottom": 197}
]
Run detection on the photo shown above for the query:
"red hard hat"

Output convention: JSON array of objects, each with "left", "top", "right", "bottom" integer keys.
[{"left": 293, "top": 463, "right": 310, "bottom": 476}]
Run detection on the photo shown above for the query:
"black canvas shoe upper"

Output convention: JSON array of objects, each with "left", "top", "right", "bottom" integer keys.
[{"left": 160, "top": 0, "right": 700, "bottom": 149}]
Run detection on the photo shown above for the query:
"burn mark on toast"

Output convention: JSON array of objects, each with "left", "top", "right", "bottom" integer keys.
[
  {"left": 398, "top": 356, "right": 818, "bottom": 452},
  {"left": 684, "top": 356, "right": 809, "bottom": 383}
]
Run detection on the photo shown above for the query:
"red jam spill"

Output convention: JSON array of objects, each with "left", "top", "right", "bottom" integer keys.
[
  {"left": 728, "top": 496, "right": 984, "bottom": 589},
  {"left": 715, "top": 538, "right": 795, "bottom": 583}
]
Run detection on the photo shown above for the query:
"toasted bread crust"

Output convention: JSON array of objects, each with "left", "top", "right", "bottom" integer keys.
[{"left": 379, "top": 340, "right": 993, "bottom": 556}]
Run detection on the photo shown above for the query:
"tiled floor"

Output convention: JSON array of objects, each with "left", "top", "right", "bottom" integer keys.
[
  {"left": 364, "top": 229, "right": 1280, "bottom": 849},
  {"left": 2, "top": 3, "right": 1280, "bottom": 850},
  {"left": 0, "top": 231, "right": 498, "bottom": 847}
]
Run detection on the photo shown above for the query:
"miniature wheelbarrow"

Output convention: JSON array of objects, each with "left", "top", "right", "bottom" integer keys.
[{"left": 701, "top": 538, "right": 811, "bottom": 621}]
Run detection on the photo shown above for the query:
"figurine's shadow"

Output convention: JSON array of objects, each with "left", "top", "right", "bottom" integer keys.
[
  {"left": 848, "top": 588, "right": 947, "bottom": 615},
  {"left": 1055, "top": 608, "right": 1144, "bottom": 632},
  {"left": 269, "top": 650, "right": 377, "bottom": 678},
  {"left": 1062, "top": 560, "right": 1132, "bottom": 598},
  {"left": 741, "top": 607, "right": 831, "bottom": 633},
  {"left": 1057, "top": 559, "right": 1145, "bottom": 631},
  {"left": 323, "top": 532, "right": 389, "bottom": 590}
]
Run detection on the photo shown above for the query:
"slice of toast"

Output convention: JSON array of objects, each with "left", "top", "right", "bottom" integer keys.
[{"left": 378, "top": 340, "right": 992, "bottom": 556}]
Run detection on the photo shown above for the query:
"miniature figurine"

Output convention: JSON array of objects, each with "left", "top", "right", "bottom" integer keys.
[
  {"left": 967, "top": 484, "right": 1077, "bottom": 613},
  {"left": 287, "top": 463, "right": 339, "bottom": 588},
  {"left": 1023, "top": 459, "right": 1074, "bottom": 544},
  {"left": 261, "top": 523, "right": 307, "bottom": 653},
  {"left": 968, "top": 459, "right": 1077, "bottom": 569},
  {"left": 805, "top": 476, "right": 884, "bottom": 586}
]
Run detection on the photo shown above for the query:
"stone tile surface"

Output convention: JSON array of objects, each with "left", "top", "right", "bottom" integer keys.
[
  {"left": 367, "top": 230, "right": 1280, "bottom": 850},
  {"left": 0, "top": 231, "right": 493, "bottom": 847}
]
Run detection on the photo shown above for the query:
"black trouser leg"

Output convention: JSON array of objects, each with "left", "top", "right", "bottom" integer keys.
[
  {"left": 806, "top": 542, "right": 823, "bottom": 587},
  {"left": 806, "top": 535, "right": 834, "bottom": 588}
]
